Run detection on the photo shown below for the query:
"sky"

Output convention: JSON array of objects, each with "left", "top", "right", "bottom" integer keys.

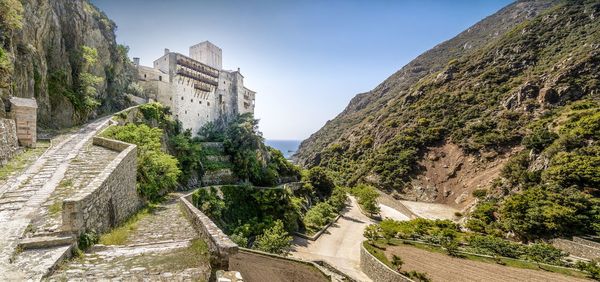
[{"left": 91, "top": 0, "right": 512, "bottom": 140}]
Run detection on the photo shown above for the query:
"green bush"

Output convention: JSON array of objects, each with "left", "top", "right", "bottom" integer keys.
[
  {"left": 254, "top": 220, "right": 292, "bottom": 255},
  {"left": 523, "top": 242, "right": 566, "bottom": 266},
  {"left": 303, "top": 202, "right": 336, "bottom": 233},
  {"left": 500, "top": 186, "right": 598, "bottom": 240},
  {"left": 351, "top": 184, "right": 380, "bottom": 216},
  {"left": 467, "top": 235, "right": 524, "bottom": 258},
  {"left": 305, "top": 166, "right": 335, "bottom": 198},
  {"left": 576, "top": 259, "right": 600, "bottom": 280},
  {"left": 102, "top": 124, "right": 180, "bottom": 201}
]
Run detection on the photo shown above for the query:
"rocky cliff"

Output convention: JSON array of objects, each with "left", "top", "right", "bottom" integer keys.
[
  {"left": 0, "top": 0, "right": 135, "bottom": 128},
  {"left": 294, "top": 0, "right": 599, "bottom": 208}
]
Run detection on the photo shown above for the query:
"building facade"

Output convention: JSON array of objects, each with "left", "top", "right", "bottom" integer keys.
[{"left": 135, "top": 41, "right": 256, "bottom": 134}]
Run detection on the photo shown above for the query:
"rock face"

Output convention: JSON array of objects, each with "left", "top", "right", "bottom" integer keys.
[
  {"left": 1, "top": 0, "right": 134, "bottom": 128},
  {"left": 0, "top": 118, "right": 18, "bottom": 164},
  {"left": 294, "top": 0, "right": 600, "bottom": 206}
]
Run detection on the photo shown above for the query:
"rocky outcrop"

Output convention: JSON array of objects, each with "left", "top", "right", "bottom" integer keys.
[{"left": 1, "top": 0, "right": 135, "bottom": 128}]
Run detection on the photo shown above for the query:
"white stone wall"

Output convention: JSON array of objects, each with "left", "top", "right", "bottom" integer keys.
[{"left": 189, "top": 41, "right": 222, "bottom": 70}]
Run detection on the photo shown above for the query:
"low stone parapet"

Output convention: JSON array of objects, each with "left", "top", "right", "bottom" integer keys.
[
  {"left": 553, "top": 237, "right": 600, "bottom": 260},
  {"left": 62, "top": 136, "right": 141, "bottom": 235},
  {"left": 179, "top": 191, "right": 238, "bottom": 267},
  {"left": 360, "top": 243, "right": 413, "bottom": 282}
]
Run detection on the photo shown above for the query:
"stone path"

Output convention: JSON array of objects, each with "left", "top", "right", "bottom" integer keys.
[
  {"left": 48, "top": 194, "right": 211, "bottom": 281},
  {"left": 291, "top": 197, "right": 413, "bottom": 282},
  {"left": 28, "top": 139, "right": 120, "bottom": 237},
  {"left": 0, "top": 117, "right": 112, "bottom": 280}
]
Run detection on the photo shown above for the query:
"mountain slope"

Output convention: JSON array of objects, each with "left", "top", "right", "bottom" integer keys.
[
  {"left": 0, "top": 0, "right": 135, "bottom": 128},
  {"left": 294, "top": 0, "right": 599, "bottom": 210}
]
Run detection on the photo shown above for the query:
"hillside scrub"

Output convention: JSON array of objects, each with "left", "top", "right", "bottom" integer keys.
[
  {"left": 466, "top": 100, "right": 600, "bottom": 241},
  {"left": 295, "top": 1, "right": 600, "bottom": 203}
]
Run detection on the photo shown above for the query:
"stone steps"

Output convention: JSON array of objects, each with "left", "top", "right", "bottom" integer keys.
[{"left": 18, "top": 235, "right": 74, "bottom": 250}]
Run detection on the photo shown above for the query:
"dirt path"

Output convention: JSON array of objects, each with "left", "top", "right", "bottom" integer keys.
[
  {"left": 48, "top": 193, "right": 211, "bottom": 281},
  {"left": 386, "top": 245, "right": 589, "bottom": 282}
]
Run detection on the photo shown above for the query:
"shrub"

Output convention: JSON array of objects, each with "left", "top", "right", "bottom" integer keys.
[
  {"left": 305, "top": 166, "right": 335, "bottom": 198},
  {"left": 303, "top": 202, "right": 336, "bottom": 233},
  {"left": 328, "top": 186, "right": 348, "bottom": 211},
  {"left": 351, "top": 184, "right": 380, "bottom": 216},
  {"left": 467, "top": 235, "right": 524, "bottom": 258},
  {"left": 254, "top": 220, "right": 293, "bottom": 255},
  {"left": 523, "top": 242, "right": 566, "bottom": 266},
  {"left": 472, "top": 189, "right": 487, "bottom": 198},
  {"left": 575, "top": 260, "right": 600, "bottom": 280},
  {"left": 102, "top": 124, "right": 180, "bottom": 201}
]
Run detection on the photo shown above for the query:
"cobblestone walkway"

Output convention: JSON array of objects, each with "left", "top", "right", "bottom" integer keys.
[
  {"left": 48, "top": 194, "right": 211, "bottom": 281},
  {"left": 28, "top": 139, "right": 120, "bottom": 236},
  {"left": 0, "top": 117, "right": 112, "bottom": 280}
]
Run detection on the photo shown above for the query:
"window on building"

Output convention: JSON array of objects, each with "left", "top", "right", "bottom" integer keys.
[
  {"left": 159, "top": 76, "right": 162, "bottom": 81},
  {"left": 144, "top": 74, "right": 147, "bottom": 78},
  {"left": 191, "top": 99, "right": 193, "bottom": 103},
  {"left": 181, "top": 97, "right": 184, "bottom": 100},
  {"left": 169, "top": 97, "right": 172, "bottom": 101},
  {"left": 207, "top": 102, "right": 210, "bottom": 106},
  {"left": 185, "top": 110, "right": 187, "bottom": 114}
]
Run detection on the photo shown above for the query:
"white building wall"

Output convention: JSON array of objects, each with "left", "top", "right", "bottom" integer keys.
[
  {"left": 189, "top": 41, "right": 222, "bottom": 70},
  {"left": 135, "top": 42, "right": 256, "bottom": 135}
]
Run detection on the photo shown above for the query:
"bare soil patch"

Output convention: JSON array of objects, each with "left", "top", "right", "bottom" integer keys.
[{"left": 385, "top": 244, "right": 588, "bottom": 282}]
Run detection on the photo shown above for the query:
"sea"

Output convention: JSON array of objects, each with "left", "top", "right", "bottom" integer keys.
[{"left": 265, "top": 140, "right": 302, "bottom": 160}]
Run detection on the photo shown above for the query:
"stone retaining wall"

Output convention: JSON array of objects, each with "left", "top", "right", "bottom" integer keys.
[
  {"left": 179, "top": 191, "right": 238, "bottom": 267},
  {"left": 553, "top": 237, "right": 600, "bottom": 260},
  {"left": 360, "top": 244, "right": 413, "bottom": 282},
  {"left": 62, "top": 136, "right": 141, "bottom": 235},
  {"left": 0, "top": 118, "right": 19, "bottom": 164}
]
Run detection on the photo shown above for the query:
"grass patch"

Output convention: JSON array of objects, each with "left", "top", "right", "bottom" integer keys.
[
  {"left": 384, "top": 239, "right": 588, "bottom": 279},
  {"left": 99, "top": 205, "right": 154, "bottom": 245},
  {"left": 203, "top": 159, "right": 232, "bottom": 171},
  {"left": 48, "top": 201, "right": 62, "bottom": 215},
  {"left": 363, "top": 241, "right": 392, "bottom": 268},
  {"left": 58, "top": 178, "right": 73, "bottom": 188},
  {"left": 0, "top": 141, "right": 50, "bottom": 181}
]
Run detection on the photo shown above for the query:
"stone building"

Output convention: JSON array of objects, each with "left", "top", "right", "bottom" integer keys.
[
  {"left": 135, "top": 41, "right": 256, "bottom": 134},
  {"left": 8, "top": 97, "right": 37, "bottom": 148}
]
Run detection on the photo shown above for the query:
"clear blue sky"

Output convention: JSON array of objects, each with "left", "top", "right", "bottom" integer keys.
[{"left": 91, "top": 0, "right": 512, "bottom": 140}]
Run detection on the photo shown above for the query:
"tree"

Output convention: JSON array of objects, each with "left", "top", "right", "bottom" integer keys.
[
  {"left": 500, "top": 186, "right": 598, "bottom": 240},
  {"left": 363, "top": 224, "right": 381, "bottom": 243},
  {"left": 305, "top": 166, "right": 335, "bottom": 198},
  {"left": 303, "top": 202, "right": 336, "bottom": 233},
  {"left": 391, "top": 255, "right": 404, "bottom": 273},
  {"left": 576, "top": 259, "right": 600, "bottom": 280},
  {"left": 254, "top": 220, "right": 293, "bottom": 256},
  {"left": 353, "top": 184, "right": 380, "bottom": 216}
]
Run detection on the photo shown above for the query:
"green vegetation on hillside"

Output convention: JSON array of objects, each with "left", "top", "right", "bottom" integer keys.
[
  {"left": 297, "top": 1, "right": 599, "bottom": 194},
  {"left": 467, "top": 100, "right": 600, "bottom": 240},
  {"left": 200, "top": 114, "right": 301, "bottom": 186}
]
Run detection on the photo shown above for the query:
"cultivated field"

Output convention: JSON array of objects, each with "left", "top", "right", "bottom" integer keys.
[{"left": 385, "top": 245, "right": 589, "bottom": 282}]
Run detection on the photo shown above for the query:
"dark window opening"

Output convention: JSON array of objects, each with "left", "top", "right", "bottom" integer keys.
[{"left": 159, "top": 76, "right": 162, "bottom": 81}]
